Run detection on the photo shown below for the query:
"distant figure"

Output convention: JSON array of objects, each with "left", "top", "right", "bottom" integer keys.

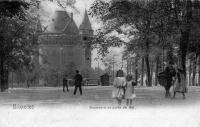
[
  {"left": 163, "top": 62, "right": 176, "bottom": 97},
  {"left": 124, "top": 74, "right": 136, "bottom": 106},
  {"left": 173, "top": 68, "right": 187, "bottom": 99},
  {"left": 63, "top": 75, "right": 69, "bottom": 92},
  {"left": 112, "top": 70, "right": 126, "bottom": 105},
  {"left": 73, "top": 70, "right": 83, "bottom": 95}
]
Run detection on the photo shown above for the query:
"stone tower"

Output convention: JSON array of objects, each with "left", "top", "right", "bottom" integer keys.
[
  {"left": 38, "top": 10, "right": 85, "bottom": 86},
  {"left": 79, "top": 10, "right": 93, "bottom": 78}
]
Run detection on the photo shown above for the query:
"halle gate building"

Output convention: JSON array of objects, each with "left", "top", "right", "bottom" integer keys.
[{"left": 37, "top": 9, "right": 93, "bottom": 86}]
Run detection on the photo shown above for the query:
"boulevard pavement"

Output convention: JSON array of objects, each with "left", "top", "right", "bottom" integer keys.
[
  {"left": 1, "top": 86, "right": 200, "bottom": 127},
  {"left": 0, "top": 86, "right": 200, "bottom": 107}
]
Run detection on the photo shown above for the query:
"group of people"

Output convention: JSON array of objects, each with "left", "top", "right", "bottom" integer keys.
[
  {"left": 63, "top": 69, "right": 137, "bottom": 106},
  {"left": 63, "top": 63, "right": 187, "bottom": 106},
  {"left": 165, "top": 63, "right": 187, "bottom": 99},
  {"left": 112, "top": 70, "right": 137, "bottom": 106},
  {"left": 112, "top": 63, "right": 188, "bottom": 106},
  {"left": 62, "top": 70, "right": 83, "bottom": 95},
  {"left": 173, "top": 68, "right": 187, "bottom": 98}
]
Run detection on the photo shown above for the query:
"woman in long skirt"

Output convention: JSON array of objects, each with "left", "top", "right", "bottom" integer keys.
[
  {"left": 173, "top": 68, "right": 187, "bottom": 99},
  {"left": 112, "top": 70, "right": 126, "bottom": 105}
]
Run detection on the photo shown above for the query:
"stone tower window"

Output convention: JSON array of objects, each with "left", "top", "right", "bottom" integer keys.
[{"left": 83, "top": 36, "right": 87, "bottom": 41}]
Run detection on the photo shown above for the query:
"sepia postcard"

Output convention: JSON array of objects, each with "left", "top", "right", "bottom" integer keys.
[{"left": 0, "top": 0, "right": 200, "bottom": 127}]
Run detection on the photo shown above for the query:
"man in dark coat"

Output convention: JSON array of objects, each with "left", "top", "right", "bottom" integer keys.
[
  {"left": 73, "top": 70, "right": 83, "bottom": 95},
  {"left": 164, "top": 63, "right": 176, "bottom": 97},
  {"left": 63, "top": 75, "right": 69, "bottom": 92},
  {"left": 165, "top": 63, "right": 176, "bottom": 85}
]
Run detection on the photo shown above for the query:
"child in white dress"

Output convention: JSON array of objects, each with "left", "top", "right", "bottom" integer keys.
[
  {"left": 112, "top": 70, "right": 126, "bottom": 105},
  {"left": 125, "top": 74, "right": 136, "bottom": 106}
]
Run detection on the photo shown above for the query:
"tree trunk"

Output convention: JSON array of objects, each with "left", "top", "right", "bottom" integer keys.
[
  {"left": 27, "top": 80, "right": 30, "bottom": 88},
  {"left": 0, "top": 65, "right": 8, "bottom": 91},
  {"left": 179, "top": 0, "right": 192, "bottom": 75},
  {"left": 131, "top": 59, "right": 134, "bottom": 75},
  {"left": 0, "top": 66, "right": 4, "bottom": 92},
  {"left": 0, "top": 58, "right": 5, "bottom": 92},
  {"left": 150, "top": 61, "right": 154, "bottom": 86},
  {"left": 145, "top": 55, "right": 152, "bottom": 87},
  {"left": 11, "top": 71, "right": 14, "bottom": 88},
  {"left": 180, "top": 31, "right": 190, "bottom": 75},
  {"left": 198, "top": 55, "right": 200, "bottom": 86},
  {"left": 162, "top": 46, "right": 165, "bottom": 72},
  {"left": 155, "top": 56, "right": 159, "bottom": 86},
  {"left": 192, "top": 54, "right": 197, "bottom": 86},
  {"left": 4, "top": 69, "right": 9, "bottom": 90},
  {"left": 189, "top": 58, "right": 192, "bottom": 86},
  {"left": 141, "top": 58, "right": 144, "bottom": 86},
  {"left": 135, "top": 55, "right": 138, "bottom": 85},
  {"left": 17, "top": 79, "right": 19, "bottom": 87},
  {"left": 127, "top": 59, "right": 129, "bottom": 75}
]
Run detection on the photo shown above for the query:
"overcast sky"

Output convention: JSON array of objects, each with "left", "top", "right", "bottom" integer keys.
[{"left": 40, "top": 0, "right": 97, "bottom": 29}]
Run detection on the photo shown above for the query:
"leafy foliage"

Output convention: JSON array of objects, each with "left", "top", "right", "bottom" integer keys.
[
  {"left": 188, "top": 0, "right": 200, "bottom": 55},
  {"left": 0, "top": 0, "right": 40, "bottom": 91}
]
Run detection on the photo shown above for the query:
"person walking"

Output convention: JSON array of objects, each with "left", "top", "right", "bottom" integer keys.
[
  {"left": 173, "top": 68, "right": 187, "bottom": 99},
  {"left": 73, "top": 70, "right": 83, "bottom": 95},
  {"left": 164, "top": 62, "right": 176, "bottom": 97},
  {"left": 112, "top": 70, "right": 126, "bottom": 105},
  {"left": 63, "top": 75, "right": 69, "bottom": 92},
  {"left": 124, "top": 74, "right": 136, "bottom": 106}
]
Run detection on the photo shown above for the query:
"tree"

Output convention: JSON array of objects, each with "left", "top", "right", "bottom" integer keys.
[
  {"left": 89, "top": 0, "right": 175, "bottom": 86},
  {"left": 186, "top": 0, "right": 200, "bottom": 85},
  {"left": 102, "top": 51, "right": 122, "bottom": 79},
  {"left": 172, "top": 0, "right": 193, "bottom": 74},
  {"left": 90, "top": 0, "right": 200, "bottom": 87},
  {"left": 64, "top": 62, "right": 77, "bottom": 79},
  {"left": 55, "top": 0, "right": 79, "bottom": 13},
  {"left": 0, "top": 1, "right": 39, "bottom": 91}
]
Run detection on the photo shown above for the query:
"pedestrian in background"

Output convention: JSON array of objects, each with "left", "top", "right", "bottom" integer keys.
[
  {"left": 163, "top": 62, "right": 176, "bottom": 97},
  {"left": 73, "top": 70, "right": 83, "bottom": 95},
  {"left": 63, "top": 75, "right": 69, "bottom": 92},
  {"left": 173, "top": 67, "right": 187, "bottom": 99}
]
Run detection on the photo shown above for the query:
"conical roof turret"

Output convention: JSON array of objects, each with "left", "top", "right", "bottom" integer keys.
[{"left": 79, "top": 9, "right": 93, "bottom": 31}]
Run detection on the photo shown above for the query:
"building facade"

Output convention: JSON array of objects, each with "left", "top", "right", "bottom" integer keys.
[{"left": 38, "top": 10, "right": 93, "bottom": 86}]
